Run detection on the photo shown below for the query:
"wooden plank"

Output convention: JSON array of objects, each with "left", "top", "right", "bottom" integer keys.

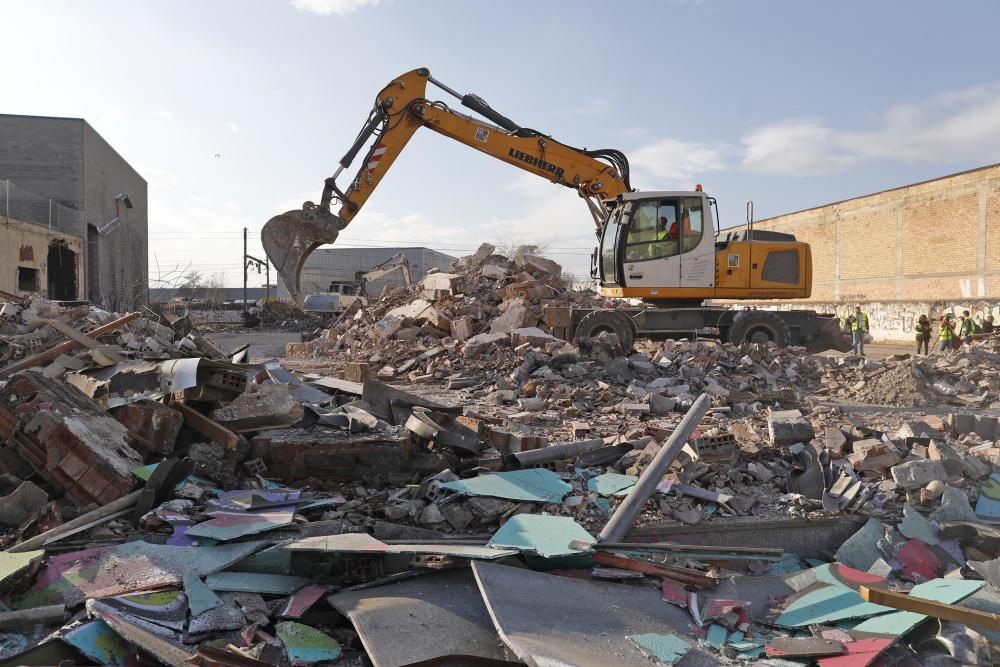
[
  {"left": 175, "top": 402, "right": 240, "bottom": 450},
  {"left": 766, "top": 637, "right": 845, "bottom": 658},
  {"left": 47, "top": 319, "right": 126, "bottom": 362},
  {"left": 590, "top": 550, "right": 717, "bottom": 589},
  {"left": 0, "top": 311, "right": 140, "bottom": 379},
  {"left": 858, "top": 585, "right": 1000, "bottom": 632}
]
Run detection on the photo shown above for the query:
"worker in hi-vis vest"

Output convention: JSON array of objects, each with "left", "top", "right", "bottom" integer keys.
[{"left": 850, "top": 306, "right": 869, "bottom": 357}]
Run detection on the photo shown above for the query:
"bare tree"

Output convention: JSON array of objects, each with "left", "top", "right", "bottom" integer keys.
[{"left": 493, "top": 239, "right": 549, "bottom": 264}]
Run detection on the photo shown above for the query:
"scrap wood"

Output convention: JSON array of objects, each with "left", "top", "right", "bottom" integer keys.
[
  {"left": 765, "top": 636, "right": 845, "bottom": 658},
  {"left": 590, "top": 550, "right": 717, "bottom": 589},
  {"left": 6, "top": 488, "right": 144, "bottom": 553},
  {"left": 174, "top": 401, "right": 241, "bottom": 450},
  {"left": 0, "top": 311, "right": 140, "bottom": 379},
  {"left": 572, "top": 539, "right": 783, "bottom": 559},
  {"left": 858, "top": 584, "right": 1000, "bottom": 631},
  {"left": 46, "top": 318, "right": 125, "bottom": 361}
]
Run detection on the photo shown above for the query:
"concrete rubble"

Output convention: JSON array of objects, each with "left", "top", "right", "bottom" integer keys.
[{"left": 0, "top": 256, "right": 998, "bottom": 666}]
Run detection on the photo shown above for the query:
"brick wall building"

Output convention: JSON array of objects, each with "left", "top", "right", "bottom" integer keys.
[
  {"left": 0, "top": 114, "right": 147, "bottom": 308},
  {"left": 744, "top": 163, "right": 1000, "bottom": 341}
]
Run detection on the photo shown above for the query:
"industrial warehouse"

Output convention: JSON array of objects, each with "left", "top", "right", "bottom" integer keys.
[{"left": 0, "top": 3, "right": 999, "bottom": 666}]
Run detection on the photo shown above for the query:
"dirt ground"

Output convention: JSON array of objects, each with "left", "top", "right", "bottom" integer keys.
[{"left": 206, "top": 326, "right": 925, "bottom": 364}]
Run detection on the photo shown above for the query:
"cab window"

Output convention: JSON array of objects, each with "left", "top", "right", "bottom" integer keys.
[
  {"left": 625, "top": 201, "right": 681, "bottom": 262},
  {"left": 680, "top": 198, "right": 703, "bottom": 253}
]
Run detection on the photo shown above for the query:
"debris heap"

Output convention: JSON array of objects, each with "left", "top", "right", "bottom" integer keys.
[{"left": 0, "top": 274, "right": 997, "bottom": 665}]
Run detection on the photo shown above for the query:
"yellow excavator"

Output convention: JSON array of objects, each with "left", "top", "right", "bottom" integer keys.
[{"left": 263, "top": 67, "right": 849, "bottom": 352}]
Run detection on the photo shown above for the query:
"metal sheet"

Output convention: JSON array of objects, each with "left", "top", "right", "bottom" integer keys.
[
  {"left": 186, "top": 508, "right": 295, "bottom": 541},
  {"left": 275, "top": 621, "right": 342, "bottom": 666},
  {"left": 279, "top": 584, "right": 329, "bottom": 619},
  {"left": 184, "top": 572, "right": 224, "bottom": 616},
  {"left": 471, "top": 561, "right": 717, "bottom": 667},
  {"left": 487, "top": 514, "right": 594, "bottom": 558},
  {"left": 0, "top": 550, "right": 43, "bottom": 587},
  {"left": 975, "top": 473, "right": 1000, "bottom": 521},
  {"left": 98, "top": 590, "right": 188, "bottom": 630},
  {"left": 441, "top": 469, "right": 571, "bottom": 504},
  {"left": 62, "top": 620, "right": 136, "bottom": 667},
  {"left": 328, "top": 569, "right": 511, "bottom": 667},
  {"left": 89, "top": 600, "right": 192, "bottom": 667},
  {"left": 208, "top": 489, "right": 302, "bottom": 511},
  {"left": 283, "top": 533, "right": 390, "bottom": 553},
  {"left": 776, "top": 582, "right": 892, "bottom": 627},
  {"left": 19, "top": 540, "right": 265, "bottom": 608},
  {"left": 816, "top": 638, "right": 893, "bottom": 667},
  {"left": 628, "top": 633, "right": 693, "bottom": 665},
  {"left": 205, "top": 571, "right": 311, "bottom": 595}
]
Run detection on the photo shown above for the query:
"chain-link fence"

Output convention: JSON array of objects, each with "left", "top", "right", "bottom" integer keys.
[{"left": 0, "top": 179, "right": 84, "bottom": 232}]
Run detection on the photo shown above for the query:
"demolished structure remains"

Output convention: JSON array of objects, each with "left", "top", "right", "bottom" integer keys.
[{"left": 0, "top": 243, "right": 997, "bottom": 666}]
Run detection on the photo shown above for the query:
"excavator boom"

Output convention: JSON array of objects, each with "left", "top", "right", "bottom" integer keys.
[{"left": 262, "top": 67, "right": 631, "bottom": 305}]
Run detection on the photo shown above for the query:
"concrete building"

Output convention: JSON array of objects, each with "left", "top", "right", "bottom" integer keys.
[
  {"left": 744, "top": 163, "right": 1000, "bottom": 341},
  {"left": 0, "top": 114, "right": 147, "bottom": 308},
  {"left": 277, "top": 246, "right": 458, "bottom": 299}
]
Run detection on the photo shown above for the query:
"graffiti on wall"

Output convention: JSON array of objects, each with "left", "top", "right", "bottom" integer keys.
[{"left": 756, "top": 300, "right": 1000, "bottom": 341}]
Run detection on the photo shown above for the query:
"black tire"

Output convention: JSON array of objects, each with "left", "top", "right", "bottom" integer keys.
[
  {"left": 727, "top": 310, "right": 792, "bottom": 347},
  {"left": 574, "top": 310, "right": 635, "bottom": 350}
]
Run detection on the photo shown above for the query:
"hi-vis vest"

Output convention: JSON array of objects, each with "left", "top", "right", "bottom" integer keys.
[
  {"left": 939, "top": 321, "right": 954, "bottom": 341},
  {"left": 851, "top": 313, "right": 869, "bottom": 332},
  {"left": 961, "top": 318, "right": 978, "bottom": 337}
]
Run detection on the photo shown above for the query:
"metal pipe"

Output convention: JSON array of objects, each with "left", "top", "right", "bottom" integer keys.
[
  {"left": 598, "top": 393, "right": 711, "bottom": 543},
  {"left": 508, "top": 438, "right": 604, "bottom": 468}
]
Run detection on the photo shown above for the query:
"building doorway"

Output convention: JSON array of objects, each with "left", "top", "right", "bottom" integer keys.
[{"left": 47, "top": 241, "right": 77, "bottom": 301}]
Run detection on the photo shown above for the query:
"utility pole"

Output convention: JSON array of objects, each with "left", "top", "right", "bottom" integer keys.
[
  {"left": 242, "top": 227, "right": 247, "bottom": 313},
  {"left": 244, "top": 225, "right": 268, "bottom": 315}
]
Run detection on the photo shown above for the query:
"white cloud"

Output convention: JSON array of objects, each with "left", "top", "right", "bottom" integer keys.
[
  {"left": 290, "top": 0, "right": 380, "bottom": 16},
  {"left": 742, "top": 82, "right": 1000, "bottom": 175},
  {"left": 153, "top": 110, "right": 173, "bottom": 119},
  {"left": 741, "top": 119, "right": 853, "bottom": 176},
  {"left": 226, "top": 122, "right": 240, "bottom": 133},
  {"left": 629, "top": 137, "right": 729, "bottom": 189}
]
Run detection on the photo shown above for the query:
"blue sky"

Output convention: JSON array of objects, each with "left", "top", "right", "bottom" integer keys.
[{"left": 5, "top": 0, "right": 1000, "bottom": 285}]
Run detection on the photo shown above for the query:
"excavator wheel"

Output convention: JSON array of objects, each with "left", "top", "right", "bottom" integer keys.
[
  {"left": 727, "top": 310, "right": 791, "bottom": 347},
  {"left": 575, "top": 310, "right": 635, "bottom": 351}
]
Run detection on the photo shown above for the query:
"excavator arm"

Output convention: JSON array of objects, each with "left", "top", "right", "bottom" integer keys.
[{"left": 263, "top": 67, "right": 633, "bottom": 305}]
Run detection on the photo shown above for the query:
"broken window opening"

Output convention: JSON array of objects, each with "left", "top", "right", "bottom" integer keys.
[
  {"left": 17, "top": 267, "right": 39, "bottom": 292},
  {"left": 47, "top": 241, "right": 78, "bottom": 301}
]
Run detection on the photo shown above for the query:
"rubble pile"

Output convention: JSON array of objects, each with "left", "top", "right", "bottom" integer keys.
[
  {"left": 286, "top": 242, "right": 604, "bottom": 375},
  {"left": 0, "top": 282, "right": 997, "bottom": 665},
  {"left": 815, "top": 339, "right": 1000, "bottom": 408}
]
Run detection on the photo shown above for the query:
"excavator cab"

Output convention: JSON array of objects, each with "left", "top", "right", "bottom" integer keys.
[{"left": 596, "top": 191, "right": 717, "bottom": 302}]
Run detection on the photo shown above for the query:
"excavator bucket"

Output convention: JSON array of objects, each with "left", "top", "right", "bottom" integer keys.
[
  {"left": 806, "top": 316, "right": 853, "bottom": 354},
  {"left": 261, "top": 208, "right": 347, "bottom": 306}
]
